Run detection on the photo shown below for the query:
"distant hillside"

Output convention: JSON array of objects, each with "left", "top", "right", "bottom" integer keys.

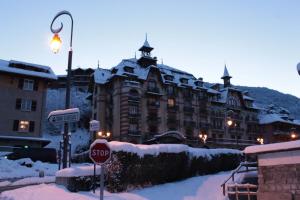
[{"left": 236, "top": 86, "right": 300, "bottom": 118}]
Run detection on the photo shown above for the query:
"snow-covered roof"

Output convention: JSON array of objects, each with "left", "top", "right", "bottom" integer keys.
[
  {"left": 93, "top": 58, "right": 207, "bottom": 90},
  {"left": 258, "top": 113, "right": 300, "bottom": 125},
  {"left": 0, "top": 59, "right": 57, "bottom": 80},
  {"left": 244, "top": 140, "right": 300, "bottom": 154}
]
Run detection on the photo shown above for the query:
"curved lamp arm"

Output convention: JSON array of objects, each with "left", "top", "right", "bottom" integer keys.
[{"left": 50, "top": 10, "right": 73, "bottom": 48}]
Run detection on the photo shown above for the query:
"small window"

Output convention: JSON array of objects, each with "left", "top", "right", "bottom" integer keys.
[
  {"left": 129, "top": 105, "right": 138, "bottom": 115},
  {"left": 148, "top": 80, "right": 156, "bottom": 89},
  {"left": 167, "top": 98, "right": 175, "bottom": 107},
  {"left": 164, "top": 75, "right": 174, "bottom": 81},
  {"left": 23, "top": 79, "right": 34, "bottom": 91},
  {"left": 129, "top": 123, "right": 138, "bottom": 131},
  {"left": 19, "top": 120, "right": 29, "bottom": 132},
  {"left": 21, "top": 99, "right": 32, "bottom": 111},
  {"left": 124, "top": 66, "right": 134, "bottom": 73},
  {"left": 180, "top": 78, "right": 188, "bottom": 84},
  {"left": 166, "top": 86, "right": 175, "bottom": 95}
]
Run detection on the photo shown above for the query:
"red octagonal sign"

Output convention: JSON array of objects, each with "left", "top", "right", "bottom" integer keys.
[{"left": 89, "top": 139, "right": 111, "bottom": 165}]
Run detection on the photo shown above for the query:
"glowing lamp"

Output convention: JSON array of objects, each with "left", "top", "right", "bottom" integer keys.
[
  {"left": 291, "top": 133, "right": 297, "bottom": 139},
  {"left": 50, "top": 33, "right": 62, "bottom": 53},
  {"left": 227, "top": 119, "right": 233, "bottom": 127}
]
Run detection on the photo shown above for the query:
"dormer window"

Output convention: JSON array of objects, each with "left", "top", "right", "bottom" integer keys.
[
  {"left": 180, "top": 78, "right": 188, "bottom": 84},
  {"left": 111, "top": 68, "right": 118, "bottom": 74},
  {"left": 124, "top": 66, "right": 134, "bottom": 73},
  {"left": 164, "top": 75, "right": 174, "bottom": 81}
]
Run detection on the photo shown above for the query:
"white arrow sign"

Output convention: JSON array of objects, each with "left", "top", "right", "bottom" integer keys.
[
  {"left": 89, "top": 120, "right": 100, "bottom": 131},
  {"left": 48, "top": 108, "right": 80, "bottom": 124}
]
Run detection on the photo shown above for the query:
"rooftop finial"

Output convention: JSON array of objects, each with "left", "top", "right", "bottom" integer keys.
[
  {"left": 97, "top": 60, "right": 100, "bottom": 69},
  {"left": 134, "top": 52, "right": 137, "bottom": 59},
  {"left": 161, "top": 58, "right": 164, "bottom": 65},
  {"left": 146, "top": 33, "right": 148, "bottom": 42}
]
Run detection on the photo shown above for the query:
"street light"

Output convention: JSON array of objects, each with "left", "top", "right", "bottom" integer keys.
[
  {"left": 257, "top": 137, "right": 264, "bottom": 145},
  {"left": 290, "top": 127, "right": 297, "bottom": 140},
  {"left": 199, "top": 132, "right": 208, "bottom": 144},
  {"left": 50, "top": 10, "right": 74, "bottom": 169},
  {"left": 97, "top": 131, "right": 111, "bottom": 139}
]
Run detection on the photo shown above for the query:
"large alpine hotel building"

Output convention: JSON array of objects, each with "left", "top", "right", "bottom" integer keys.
[{"left": 90, "top": 39, "right": 276, "bottom": 148}]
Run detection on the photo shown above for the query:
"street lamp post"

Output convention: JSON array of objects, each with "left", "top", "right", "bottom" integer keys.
[{"left": 50, "top": 10, "right": 74, "bottom": 169}]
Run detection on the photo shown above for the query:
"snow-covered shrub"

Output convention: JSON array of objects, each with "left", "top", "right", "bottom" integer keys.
[{"left": 72, "top": 142, "right": 241, "bottom": 192}]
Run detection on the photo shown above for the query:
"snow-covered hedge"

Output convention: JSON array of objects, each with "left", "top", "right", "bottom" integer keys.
[{"left": 72, "top": 142, "right": 242, "bottom": 192}]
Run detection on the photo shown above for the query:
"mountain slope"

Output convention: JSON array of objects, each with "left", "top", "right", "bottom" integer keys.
[{"left": 236, "top": 86, "right": 300, "bottom": 118}]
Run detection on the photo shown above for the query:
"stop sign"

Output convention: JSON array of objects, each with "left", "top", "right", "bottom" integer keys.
[{"left": 89, "top": 139, "right": 111, "bottom": 165}]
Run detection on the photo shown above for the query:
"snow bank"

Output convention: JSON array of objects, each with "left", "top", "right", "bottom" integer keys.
[
  {"left": 244, "top": 140, "right": 300, "bottom": 154},
  {"left": 109, "top": 141, "right": 241, "bottom": 158},
  {"left": 11, "top": 176, "right": 55, "bottom": 186},
  {"left": 0, "top": 158, "right": 57, "bottom": 179},
  {"left": 56, "top": 165, "right": 101, "bottom": 178}
]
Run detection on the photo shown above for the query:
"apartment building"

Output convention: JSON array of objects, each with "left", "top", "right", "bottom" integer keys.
[{"left": 0, "top": 59, "right": 56, "bottom": 147}]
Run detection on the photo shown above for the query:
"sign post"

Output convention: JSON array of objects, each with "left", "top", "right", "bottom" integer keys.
[
  {"left": 48, "top": 108, "right": 80, "bottom": 169},
  {"left": 89, "top": 139, "right": 111, "bottom": 200}
]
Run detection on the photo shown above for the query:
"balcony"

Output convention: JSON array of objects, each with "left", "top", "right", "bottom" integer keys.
[
  {"left": 184, "top": 106, "right": 194, "bottom": 113},
  {"left": 147, "top": 101, "right": 160, "bottom": 110},
  {"left": 167, "top": 105, "right": 178, "bottom": 112},
  {"left": 167, "top": 117, "right": 179, "bottom": 125},
  {"left": 199, "top": 123, "right": 210, "bottom": 130},
  {"left": 128, "top": 130, "right": 141, "bottom": 137},
  {"left": 146, "top": 87, "right": 161, "bottom": 95},
  {"left": 128, "top": 96, "right": 140, "bottom": 102},
  {"left": 147, "top": 116, "right": 161, "bottom": 124},
  {"left": 123, "top": 80, "right": 141, "bottom": 88},
  {"left": 184, "top": 120, "right": 196, "bottom": 128},
  {"left": 207, "top": 137, "right": 258, "bottom": 146}
]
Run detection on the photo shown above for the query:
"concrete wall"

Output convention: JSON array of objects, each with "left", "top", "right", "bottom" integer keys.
[{"left": 257, "top": 150, "right": 300, "bottom": 200}]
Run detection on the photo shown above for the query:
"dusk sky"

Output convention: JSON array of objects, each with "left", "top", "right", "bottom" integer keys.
[{"left": 1, "top": 1, "right": 300, "bottom": 97}]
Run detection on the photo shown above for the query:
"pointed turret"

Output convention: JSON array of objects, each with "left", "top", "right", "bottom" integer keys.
[
  {"left": 137, "top": 34, "right": 157, "bottom": 67},
  {"left": 221, "top": 65, "right": 232, "bottom": 88}
]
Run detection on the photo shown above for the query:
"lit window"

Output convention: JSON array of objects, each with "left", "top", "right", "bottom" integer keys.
[
  {"left": 21, "top": 99, "right": 32, "bottom": 111},
  {"left": 19, "top": 121, "right": 29, "bottom": 132},
  {"left": 23, "top": 79, "right": 34, "bottom": 91},
  {"left": 168, "top": 98, "right": 175, "bottom": 107}
]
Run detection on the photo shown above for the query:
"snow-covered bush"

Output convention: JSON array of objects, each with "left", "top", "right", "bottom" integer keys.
[{"left": 72, "top": 142, "right": 241, "bottom": 192}]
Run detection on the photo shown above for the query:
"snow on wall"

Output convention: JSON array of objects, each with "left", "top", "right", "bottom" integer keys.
[
  {"left": 56, "top": 165, "right": 101, "bottom": 177},
  {"left": 244, "top": 140, "right": 300, "bottom": 154}
]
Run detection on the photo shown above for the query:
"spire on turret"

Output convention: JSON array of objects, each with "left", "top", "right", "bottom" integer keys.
[
  {"left": 137, "top": 34, "right": 157, "bottom": 67},
  {"left": 221, "top": 65, "right": 232, "bottom": 88},
  {"left": 139, "top": 33, "right": 154, "bottom": 54}
]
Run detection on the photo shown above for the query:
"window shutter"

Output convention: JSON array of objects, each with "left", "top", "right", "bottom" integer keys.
[
  {"left": 33, "top": 80, "right": 39, "bottom": 91},
  {"left": 29, "top": 121, "right": 35, "bottom": 132},
  {"left": 31, "top": 101, "right": 37, "bottom": 111},
  {"left": 15, "top": 98, "right": 21, "bottom": 110},
  {"left": 18, "top": 79, "right": 24, "bottom": 89},
  {"left": 13, "top": 120, "right": 19, "bottom": 131}
]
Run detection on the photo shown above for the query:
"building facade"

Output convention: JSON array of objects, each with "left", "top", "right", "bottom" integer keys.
[
  {"left": 50, "top": 68, "right": 94, "bottom": 92},
  {"left": 0, "top": 59, "right": 56, "bottom": 147},
  {"left": 90, "top": 39, "right": 261, "bottom": 148}
]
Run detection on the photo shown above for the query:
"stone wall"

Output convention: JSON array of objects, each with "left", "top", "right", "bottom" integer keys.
[{"left": 257, "top": 164, "right": 300, "bottom": 200}]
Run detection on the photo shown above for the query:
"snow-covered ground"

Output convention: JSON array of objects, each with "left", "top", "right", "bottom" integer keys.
[
  {"left": 0, "top": 158, "right": 57, "bottom": 180},
  {"left": 0, "top": 171, "right": 231, "bottom": 200}
]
